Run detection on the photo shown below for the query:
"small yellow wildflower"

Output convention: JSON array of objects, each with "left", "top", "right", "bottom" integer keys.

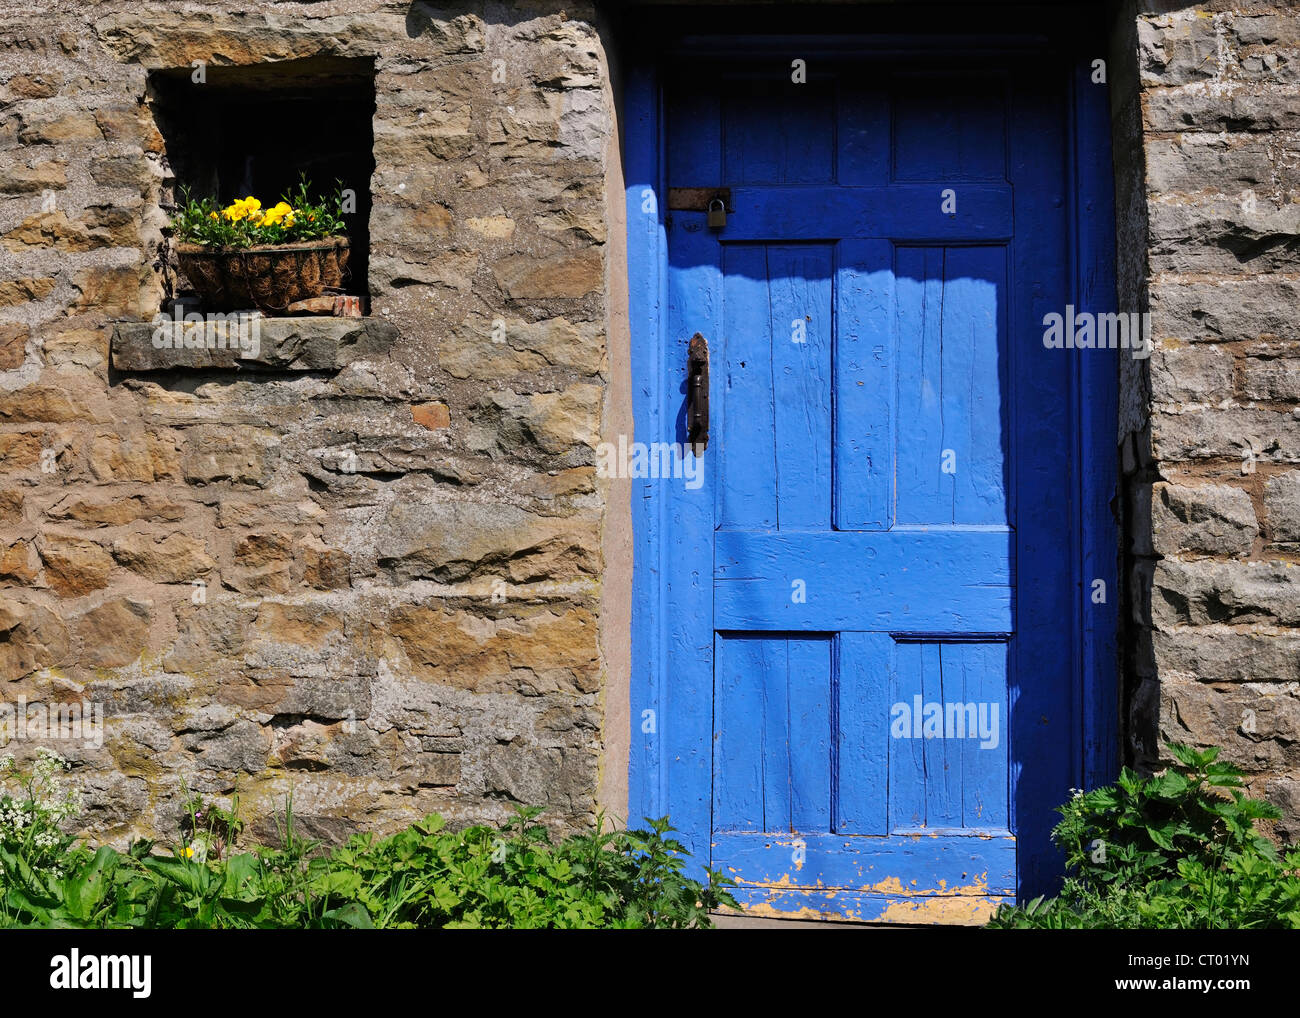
[{"left": 181, "top": 845, "right": 194, "bottom": 859}]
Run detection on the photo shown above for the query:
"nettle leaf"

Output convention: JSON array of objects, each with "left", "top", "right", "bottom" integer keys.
[
  {"left": 1147, "top": 771, "right": 1190, "bottom": 799},
  {"left": 1236, "top": 797, "right": 1283, "bottom": 821},
  {"left": 1144, "top": 824, "right": 1178, "bottom": 851},
  {"left": 1168, "top": 742, "right": 1218, "bottom": 770},
  {"left": 323, "top": 902, "right": 374, "bottom": 928}
]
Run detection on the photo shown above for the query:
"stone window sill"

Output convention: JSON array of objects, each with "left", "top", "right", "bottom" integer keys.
[{"left": 110, "top": 316, "right": 398, "bottom": 372}]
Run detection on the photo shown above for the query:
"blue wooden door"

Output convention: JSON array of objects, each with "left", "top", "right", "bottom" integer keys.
[{"left": 659, "top": 65, "right": 1079, "bottom": 922}]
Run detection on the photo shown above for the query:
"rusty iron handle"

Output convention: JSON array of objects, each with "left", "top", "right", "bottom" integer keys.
[{"left": 687, "top": 332, "right": 709, "bottom": 453}]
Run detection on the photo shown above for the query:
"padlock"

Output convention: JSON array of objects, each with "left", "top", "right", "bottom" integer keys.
[{"left": 707, "top": 198, "right": 727, "bottom": 229}]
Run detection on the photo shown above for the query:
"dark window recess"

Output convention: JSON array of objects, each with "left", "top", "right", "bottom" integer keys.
[{"left": 149, "top": 56, "right": 376, "bottom": 305}]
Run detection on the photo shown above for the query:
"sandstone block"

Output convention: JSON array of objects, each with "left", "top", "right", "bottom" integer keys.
[
  {"left": 0, "top": 596, "right": 69, "bottom": 678},
  {"left": 1264, "top": 471, "right": 1300, "bottom": 542},
  {"left": 386, "top": 606, "right": 599, "bottom": 693},
  {"left": 1, "top": 212, "right": 107, "bottom": 253},
  {"left": 376, "top": 498, "right": 598, "bottom": 583},
  {"left": 492, "top": 249, "right": 603, "bottom": 299},
  {"left": 0, "top": 161, "right": 66, "bottom": 194},
  {"left": 1150, "top": 343, "right": 1234, "bottom": 404},
  {"left": 111, "top": 532, "right": 216, "bottom": 583},
  {"left": 1154, "top": 626, "right": 1300, "bottom": 683},
  {"left": 0, "top": 276, "right": 56, "bottom": 308},
  {"left": 1138, "top": 15, "right": 1219, "bottom": 86},
  {"left": 1151, "top": 482, "right": 1258, "bottom": 557},
  {"left": 1243, "top": 345, "right": 1300, "bottom": 402},
  {"left": 39, "top": 534, "right": 112, "bottom": 597},
  {"left": 1153, "top": 559, "right": 1300, "bottom": 628},
  {"left": 0, "top": 322, "right": 28, "bottom": 369},
  {"left": 182, "top": 426, "right": 277, "bottom": 487},
  {"left": 75, "top": 598, "right": 151, "bottom": 668}
]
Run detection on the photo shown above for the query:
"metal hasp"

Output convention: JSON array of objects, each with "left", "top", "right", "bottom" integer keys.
[{"left": 686, "top": 332, "right": 710, "bottom": 453}]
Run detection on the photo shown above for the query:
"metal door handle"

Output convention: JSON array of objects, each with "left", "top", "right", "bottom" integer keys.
[{"left": 687, "top": 332, "right": 709, "bottom": 453}]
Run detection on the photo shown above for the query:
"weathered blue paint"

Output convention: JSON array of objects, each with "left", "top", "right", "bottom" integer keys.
[
  {"left": 1073, "top": 58, "right": 1122, "bottom": 795},
  {"left": 626, "top": 39, "right": 1118, "bottom": 921},
  {"left": 625, "top": 64, "right": 666, "bottom": 828}
]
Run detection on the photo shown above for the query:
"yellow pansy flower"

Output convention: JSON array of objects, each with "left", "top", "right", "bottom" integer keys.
[
  {"left": 222, "top": 197, "right": 264, "bottom": 223},
  {"left": 261, "top": 202, "right": 294, "bottom": 227}
]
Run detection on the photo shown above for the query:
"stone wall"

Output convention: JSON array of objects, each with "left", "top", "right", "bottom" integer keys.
[
  {"left": 1125, "top": 2, "right": 1300, "bottom": 840},
  {"left": 2, "top": 0, "right": 1299, "bottom": 854},
  {"left": 0, "top": 0, "right": 614, "bottom": 845}
]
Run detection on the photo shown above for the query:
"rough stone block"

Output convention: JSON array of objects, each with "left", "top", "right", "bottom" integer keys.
[
  {"left": 1151, "top": 407, "right": 1300, "bottom": 463},
  {"left": 1144, "top": 84, "right": 1300, "bottom": 132},
  {"left": 75, "top": 598, "right": 151, "bottom": 668},
  {"left": 1160, "top": 676, "right": 1300, "bottom": 773},
  {"left": 1150, "top": 342, "right": 1235, "bottom": 403},
  {"left": 385, "top": 605, "right": 599, "bottom": 694},
  {"left": 1148, "top": 199, "right": 1300, "bottom": 275},
  {"left": 110, "top": 317, "right": 399, "bottom": 372},
  {"left": 440, "top": 314, "right": 604, "bottom": 379},
  {"left": 0, "top": 595, "right": 69, "bottom": 678},
  {"left": 1145, "top": 135, "right": 1272, "bottom": 195},
  {"left": 1153, "top": 559, "right": 1300, "bottom": 628},
  {"left": 375, "top": 498, "right": 599, "bottom": 583},
  {"left": 1243, "top": 344, "right": 1300, "bottom": 402},
  {"left": 1264, "top": 471, "right": 1300, "bottom": 542},
  {"left": 111, "top": 532, "right": 216, "bottom": 584},
  {"left": 38, "top": 534, "right": 112, "bottom": 597},
  {"left": 0, "top": 276, "right": 56, "bottom": 308},
  {"left": 1151, "top": 277, "right": 1300, "bottom": 344},
  {"left": 1138, "top": 15, "right": 1220, "bottom": 86},
  {"left": 181, "top": 426, "right": 278, "bottom": 487},
  {"left": 1154, "top": 626, "right": 1300, "bottom": 683},
  {"left": 1151, "top": 481, "right": 1258, "bottom": 557}
]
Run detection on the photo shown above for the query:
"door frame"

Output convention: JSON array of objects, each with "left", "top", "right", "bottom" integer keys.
[{"left": 622, "top": 26, "right": 1119, "bottom": 907}]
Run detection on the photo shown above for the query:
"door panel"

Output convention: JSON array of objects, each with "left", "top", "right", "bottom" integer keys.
[
  {"left": 892, "top": 76, "right": 1008, "bottom": 180},
  {"left": 717, "top": 244, "right": 835, "bottom": 531},
  {"left": 662, "top": 62, "right": 1074, "bottom": 922},
  {"left": 713, "top": 632, "right": 834, "bottom": 832},
  {"left": 889, "top": 639, "right": 1009, "bottom": 831},
  {"left": 894, "top": 246, "right": 1007, "bottom": 526},
  {"left": 723, "top": 81, "right": 837, "bottom": 183}
]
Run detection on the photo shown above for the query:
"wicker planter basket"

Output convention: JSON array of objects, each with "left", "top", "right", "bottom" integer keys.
[{"left": 176, "top": 237, "right": 349, "bottom": 314}]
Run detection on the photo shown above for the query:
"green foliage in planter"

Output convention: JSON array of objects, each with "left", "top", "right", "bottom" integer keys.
[
  {"left": 171, "top": 175, "right": 347, "bottom": 249},
  {"left": 0, "top": 761, "right": 737, "bottom": 929},
  {"left": 988, "top": 743, "right": 1300, "bottom": 929}
]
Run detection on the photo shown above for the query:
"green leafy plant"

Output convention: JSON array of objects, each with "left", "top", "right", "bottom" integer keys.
[
  {"left": 0, "top": 770, "right": 737, "bottom": 929},
  {"left": 170, "top": 175, "right": 347, "bottom": 249},
  {"left": 988, "top": 743, "right": 1300, "bottom": 929},
  {"left": 313, "top": 808, "right": 736, "bottom": 929},
  {"left": 180, "top": 790, "right": 244, "bottom": 863},
  {"left": 0, "top": 750, "right": 82, "bottom": 881}
]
